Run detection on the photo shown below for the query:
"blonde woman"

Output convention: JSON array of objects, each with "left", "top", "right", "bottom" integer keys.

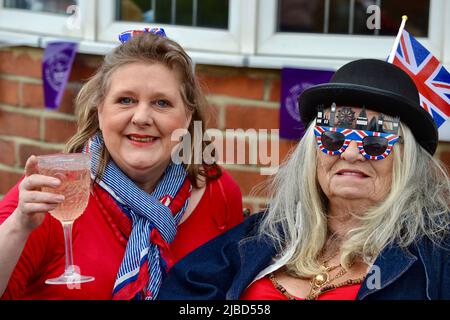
[
  {"left": 158, "top": 59, "right": 450, "bottom": 300},
  {"left": 0, "top": 29, "right": 243, "bottom": 300}
]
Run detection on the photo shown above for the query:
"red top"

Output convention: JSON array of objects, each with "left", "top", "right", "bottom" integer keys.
[
  {"left": 0, "top": 169, "right": 243, "bottom": 300},
  {"left": 240, "top": 276, "right": 362, "bottom": 300}
]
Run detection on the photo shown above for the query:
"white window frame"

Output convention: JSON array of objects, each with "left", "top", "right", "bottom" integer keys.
[
  {"left": 0, "top": 0, "right": 95, "bottom": 39},
  {"left": 257, "top": 0, "right": 445, "bottom": 64},
  {"left": 97, "top": 0, "right": 257, "bottom": 55}
]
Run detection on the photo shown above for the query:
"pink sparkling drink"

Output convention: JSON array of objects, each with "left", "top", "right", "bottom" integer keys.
[
  {"left": 40, "top": 167, "right": 90, "bottom": 223},
  {"left": 37, "top": 153, "right": 94, "bottom": 285}
]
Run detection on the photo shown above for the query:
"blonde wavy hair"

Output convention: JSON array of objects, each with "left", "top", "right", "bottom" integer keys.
[
  {"left": 65, "top": 33, "right": 220, "bottom": 187},
  {"left": 259, "top": 121, "right": 450, "bottom": 277}
]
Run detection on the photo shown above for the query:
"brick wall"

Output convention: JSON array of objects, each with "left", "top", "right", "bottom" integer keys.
[{"left": 1, "top": 47, "right": 450, "bottom": 212}]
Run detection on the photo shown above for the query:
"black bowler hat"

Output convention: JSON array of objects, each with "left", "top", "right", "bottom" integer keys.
[{"left": 298, "top": 59, "right": 438, "bottom": 155}]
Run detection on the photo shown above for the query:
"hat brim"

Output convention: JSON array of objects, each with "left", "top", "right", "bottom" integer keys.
[{"left": 298, "top": 83, "right": 438, "bottom": 154}]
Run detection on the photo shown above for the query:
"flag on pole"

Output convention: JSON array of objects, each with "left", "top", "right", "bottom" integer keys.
[{"left": 390, "top": 29, "right": 450, "bottom": 128}]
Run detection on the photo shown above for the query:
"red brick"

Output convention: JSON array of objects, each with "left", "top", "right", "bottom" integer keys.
[
  {"left": 226, "top": 168, "right": 270, "bottom": 197},
  {"left": 198, "top": 74, "right": 265, "bottom": 100},
  {"left": 18, "top": 144, "right": 62, "bottom": 167},
  {"left": 58, "top": 87, "right": 78, "bottom": 115},
  {"left": 68, "top": 55, "right": 101, "bottom": 82},
  {"left": 43, "top": 118, "right": 77, "bottom": 143},
  {"left": 225, "top": 105, "right": 279, "bottom": 130},
  {"left": 0, "top": 78, "right": 20, "bottom": 106},
  {"left": 205, "top": 104, "right": 221, "bottom": 129},
  {"left": 22, "top": 83, "right": 44, "bottom": 109},
  {"left": 0, "top": 139, "right": 16, "bottom": 166},
  {"left": 269, "top": 78, "right": 281, "bottom": 102},
  {"left": 0, "top": 170, "right": 22, "bottom": 194},
  {"left": 0, "top": 110, "right": 40, "bottom": 139},
  {"left": 229, "top": 136, "right": 258, "bottom": 165},
  {"left": 253, "top": 136, "right": 289, "bottom": 169},
  {"left": 22, "top": 83, "right": 77, "bottom": 114},
  {"left": 279, "top": 139, "right": 298, "bottom": 162},
  {"left": 0, "top": 50, "right": 42, "bottom": 79},
  {"left": 209, "top": 131, "right": 291, "bottom": 168},
  {"left": 440, "top": 150, "right": 450, "bottom": 174}
]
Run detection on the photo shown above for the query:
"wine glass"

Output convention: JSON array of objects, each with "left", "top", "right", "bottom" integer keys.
[{"left": 37, "top": 153, "right": 95, "bottom": 285}]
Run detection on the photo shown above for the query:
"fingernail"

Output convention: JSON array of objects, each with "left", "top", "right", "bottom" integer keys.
[
  {"left": 52, "top": 179, "right": 61, "bottom": 185},
  {"left": 56, "top": 195, "right": 65, "bottom": 202}
]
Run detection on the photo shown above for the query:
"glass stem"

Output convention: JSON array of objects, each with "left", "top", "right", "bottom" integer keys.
[{"left": 62, "top": 221, "right": 75, "bottom": 275}]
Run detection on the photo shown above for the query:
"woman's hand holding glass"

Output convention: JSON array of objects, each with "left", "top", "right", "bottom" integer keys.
[{"left": 14, "top": 155, "right": 65, "bottom": 233}]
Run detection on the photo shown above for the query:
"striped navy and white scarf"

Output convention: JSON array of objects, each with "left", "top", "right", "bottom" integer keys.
[{"left": 85, "top": 134, "right": 191, "bottom": 299}]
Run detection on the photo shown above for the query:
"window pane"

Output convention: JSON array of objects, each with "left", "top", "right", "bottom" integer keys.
[
  {"left": 197, "top": 0, "right": 228, "bottom": 29},
  {"left": 3, "top": 0, "right": 77, "bottom": 15},
  {"left": 154, "top": 0, "right": 171, "bottom": 24},
  {"left": 278, "top": 0, "right": 324, "bottom": 32},
  {"left": 378, "top": 0, "right": 429, "bottom": 37},
  {"left": 176, "top": 0, "right": 193, "bottom": 26},
  {"left": 278, "top": 0, "right": 430, "bottom": 37},
  {"left": 353, "top": 0, "right": 377, "bottom": 35},
  {"left": 328, "top": 0, "right": 349, "bottom": 34},
  {"left": 116, "top": 0, "right": 153, "bottom": 22},
  {"left": 116, "top": 0, "right": 229, "bottom": 29}
]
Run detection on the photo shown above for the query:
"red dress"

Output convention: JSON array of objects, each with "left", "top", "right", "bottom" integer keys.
[
  {"left": 240, "top": 275, "right": 362, "bottom": 300},
  {"left": 0, "top": 169, "right": 243, "bottom": 300}
]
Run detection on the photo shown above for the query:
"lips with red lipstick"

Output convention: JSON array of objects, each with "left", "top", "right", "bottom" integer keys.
[
  {"left": 336, "top": 169, "right": 369, "bottom": 178},
  {"left": 126, "top": 133, "right": 158, "bottom": 144}
]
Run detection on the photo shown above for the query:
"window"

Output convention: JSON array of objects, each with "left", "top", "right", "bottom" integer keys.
[
  {"left": 257, "top": 0, "right": 443, "bottom": 66},
  {"left": 4, "top": 0, "right": 77, "bottom": 15},
  {"left": 116, "top": 0, "right": 229, "bottom": 29},
  {"left": 277, "top": 0, "right": 430, "bottom": 36},
  {"left": 97, "top": 0, "right": 253, "bottom": 54},
  {"left": 0, "top": 0, "right": 94, "bottom": 38}
]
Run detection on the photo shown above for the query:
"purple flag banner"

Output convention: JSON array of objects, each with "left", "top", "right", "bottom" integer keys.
[
  {"left": 280, "top": 68, "right": 334, "bottom": 140},
  {"left": 42, "top": 41, "right": 78, "bottom": 109}
]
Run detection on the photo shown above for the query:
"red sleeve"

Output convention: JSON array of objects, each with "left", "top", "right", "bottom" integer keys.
[
  {"left": 0, "top": 179, "right": 53, "bottom": 300},
  {"left": 0, "top": 178, "right": 23, "bottom": 224},
  {"left": 216, "top": 168, "right": 244, "bottom": 229}
]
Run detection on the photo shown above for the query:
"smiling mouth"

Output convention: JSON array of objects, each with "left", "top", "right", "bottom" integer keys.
[
  {"left": 127, "top": 135, "right": 157, "bottom": 143},
  {"left": 336, "top": 171, "right": 369, "bottom": 178}
]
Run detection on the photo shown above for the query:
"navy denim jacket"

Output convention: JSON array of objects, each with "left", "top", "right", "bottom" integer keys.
[{"left": 159, "top": 213, "right": 450, "bottom": 300}]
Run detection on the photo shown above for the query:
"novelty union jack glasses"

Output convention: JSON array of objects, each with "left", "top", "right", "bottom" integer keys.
[{"left": 314, "top": 126, "right": 402, "bottom": 160}]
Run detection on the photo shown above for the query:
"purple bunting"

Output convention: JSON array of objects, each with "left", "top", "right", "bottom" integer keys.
[
  {"left": 42, "top": 41, "right": 78, "bottom": 109},
  {"left": 280, "top": 67, "right": 334, "bottom": 140}
]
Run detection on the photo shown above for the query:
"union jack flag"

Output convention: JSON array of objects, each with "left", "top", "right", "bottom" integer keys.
[{"left": 392, "top": 30, "right": 450, "bottom": 128}]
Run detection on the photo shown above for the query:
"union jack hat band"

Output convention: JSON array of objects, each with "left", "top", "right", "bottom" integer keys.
[
  {"left": 119, "top": 27, "right": 167, "bottom": 44},
  {"left": 299, "top": 59, "right": 438, "bottom": 155}
]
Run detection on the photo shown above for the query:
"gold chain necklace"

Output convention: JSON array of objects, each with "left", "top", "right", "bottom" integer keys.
[{"left": 269, "top": 257, "right": 365, "bottom": 300}]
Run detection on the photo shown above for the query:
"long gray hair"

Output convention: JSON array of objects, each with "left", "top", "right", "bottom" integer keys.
[{"left": 259, "top": 121, "right": 450, "bottom": 277}]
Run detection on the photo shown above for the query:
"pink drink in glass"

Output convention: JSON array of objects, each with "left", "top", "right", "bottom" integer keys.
[
  {"left": 37, "top": 153, "right": 95, "bottom": 285},
  {"left": 40, "top": 167, "right": 90, "bottom": 223}
]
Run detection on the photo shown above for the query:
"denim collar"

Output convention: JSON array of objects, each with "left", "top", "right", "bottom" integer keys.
[
  {"left": 227, "top": 234, "right": 278, "bottom": 300},
  {"left": 356, "top": 244, "right": 417, "bottom": 299},
  {"left": 230, "top": 228, "right": 421, "bottom": 300}
]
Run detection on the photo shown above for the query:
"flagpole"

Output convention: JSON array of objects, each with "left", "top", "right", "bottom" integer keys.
[{"left": 387, "top": 15, "right": 408, "bottom": 63}]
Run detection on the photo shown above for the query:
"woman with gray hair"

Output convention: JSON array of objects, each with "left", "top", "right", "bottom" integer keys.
[{"left": 158, "top": 59, "right": 450, "bottom": 300}]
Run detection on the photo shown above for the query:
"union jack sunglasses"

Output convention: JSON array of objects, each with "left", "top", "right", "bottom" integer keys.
[{"left": 314, "top": 126, "right": 402, "bottom": 160}]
